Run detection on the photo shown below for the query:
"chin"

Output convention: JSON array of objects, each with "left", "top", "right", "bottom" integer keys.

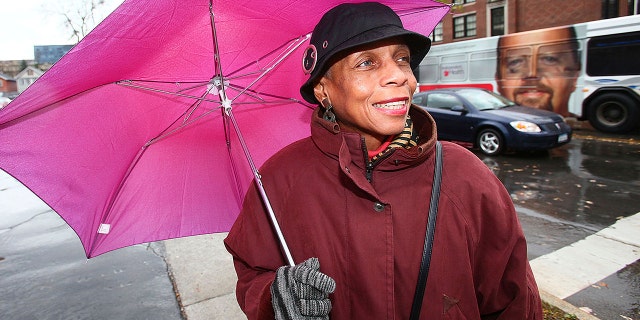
[
  {"left": 517, "top": 99, "right": 552, "bottom": 111},
  {"left": 383, "top": 125, "right": 407, "bottom": 136}
]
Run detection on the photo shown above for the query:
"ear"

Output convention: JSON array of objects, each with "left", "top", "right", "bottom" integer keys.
[{"left": 313, "top": 80, "right": 327, "bottom": 104}]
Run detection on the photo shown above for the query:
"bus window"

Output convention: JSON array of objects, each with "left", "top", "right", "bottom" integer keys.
[
  {"left": 469, "top": 51, "right": 497, "bottom": 80},
  {"left": 418, "top": 57, "right": 440, "bottom": 83},
  {"left": 586, "top": 31, "right": 640, "bottom": 76},
  {"left": 440, "top": 54, "right": 467, "bottom": 82}
]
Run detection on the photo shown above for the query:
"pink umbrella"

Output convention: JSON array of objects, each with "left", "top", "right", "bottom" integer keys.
[{"left": 0, "top": 0, "right": 449, "bottom": 260}]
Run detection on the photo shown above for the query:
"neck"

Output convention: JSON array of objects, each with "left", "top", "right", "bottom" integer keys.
[{"left": 367, "top": 136, "right": 393, "bottom": 159}]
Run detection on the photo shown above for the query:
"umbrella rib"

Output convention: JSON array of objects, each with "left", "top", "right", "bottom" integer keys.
[
  {"left": 116, "top": 80, "right": 222, "bottom": 104},
  {"left": 209, "top": 0, "right": 228, "bottom": 103},
  {"left": 225, "top": 83, "right": 312, "bottom": 106},
  {"left": 225, "top": 107, "right": 295, "bottom": 267},
  {"left": 229, "top": 34, "right": 311, "bottom": 104},
  {"left": 394, "top": 5, "right": 451, "bottom": 16},
  {"left": 117, "top": 79, "right": 314, "bottom": 109},
  {"left": 224, "top": 34, "right": 309, "bottom": 79},
  {"left": 145, "top": 107, "right": 219, "bottom": 147},
  {"left": 117, "top": 79, "right": 312, "bottom": 108}
]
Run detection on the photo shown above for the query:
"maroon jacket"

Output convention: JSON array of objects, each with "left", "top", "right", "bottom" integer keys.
[{"left": 224, "top": 106, "right": 542, "bottom": 319}]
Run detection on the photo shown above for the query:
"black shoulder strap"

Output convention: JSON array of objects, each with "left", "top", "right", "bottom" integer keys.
[{"left": 409, "top": 141, "right": 443, "bottom": 320}]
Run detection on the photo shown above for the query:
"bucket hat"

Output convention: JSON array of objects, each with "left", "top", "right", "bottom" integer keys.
[{"left": 300, "top": 2, "right": 432, "bottom": 104}]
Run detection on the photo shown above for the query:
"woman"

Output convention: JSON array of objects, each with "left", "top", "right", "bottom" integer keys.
[{"left": 225, "top": 2, "right": 542, "bottom": 319}]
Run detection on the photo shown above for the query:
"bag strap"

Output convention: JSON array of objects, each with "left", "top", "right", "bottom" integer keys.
[{"left": 409, "top": 141, "right": 443, "bottom": 320}]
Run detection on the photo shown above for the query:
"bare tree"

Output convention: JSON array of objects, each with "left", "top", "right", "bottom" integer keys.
[{"left": 43, "top": 0, "right": 117, "bottom": 43}]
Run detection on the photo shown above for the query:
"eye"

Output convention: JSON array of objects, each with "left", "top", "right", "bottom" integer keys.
[
  {"left": 356, "top": 59, "right": 375, "bottom": 68},
  {"left": 539, "top": 54, "right": 561, "bottom": 66},
  {"left": 397, "top": 54, "right": 411, "bottom": 65},
  {"left": 506, "top": 57, "right": 526, "bottom": 72}
]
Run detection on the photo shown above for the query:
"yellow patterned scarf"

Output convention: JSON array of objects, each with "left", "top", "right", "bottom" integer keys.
[{"left": 369, "top": 116, "right": 419, "bottom": 162}]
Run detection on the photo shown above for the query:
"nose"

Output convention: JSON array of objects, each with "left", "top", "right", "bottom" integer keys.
[
  {"left": 526, "top": 48, "right": 542, "bottom": 79},
  {"left": 528, "top": 56, "right": 540, "bottom": 78},
  {"left": 381, "top": 61, "right": 410, "bottom": 86},
  {"left": 520, "top": 56, "right": 539, "bottom": 79}
]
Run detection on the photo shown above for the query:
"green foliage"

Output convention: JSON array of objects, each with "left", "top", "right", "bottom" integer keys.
[{"left": 542, "top": 301, "right": 579, "bottom": 320}]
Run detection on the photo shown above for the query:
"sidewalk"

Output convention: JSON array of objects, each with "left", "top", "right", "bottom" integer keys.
[
  {"left": 163, "top": 234, "right": 603, "bottom": 320},
  {"left": 164, "top": 233, "right": 247, "bottom": 320}
]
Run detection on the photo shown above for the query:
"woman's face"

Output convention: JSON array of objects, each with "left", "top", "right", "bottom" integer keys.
[{"left": 314, "top": 39, "right": 417, "bottom": 150}]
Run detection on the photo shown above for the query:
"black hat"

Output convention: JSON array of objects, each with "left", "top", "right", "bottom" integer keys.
[{"left": 300, "top": 2, "right": 432, "bottom": 104}]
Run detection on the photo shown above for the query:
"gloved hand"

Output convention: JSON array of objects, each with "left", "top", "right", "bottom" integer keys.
[{"left": 271, "top": 257, "right": 336, "bottom": 320}]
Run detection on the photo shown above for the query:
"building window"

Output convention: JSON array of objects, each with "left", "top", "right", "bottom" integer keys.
[
  {"left": 430, "top": 22, "right": 444, "bottom": 42},
  {"left": 602, "top": 0, "right": 619, "bottom": 18},
  {"left": 454, "top": 14, "right": 477, "bottom": 39},
  {"left": 490, "top": 6, "right": 505, "bottom": 36},
  {"left": 454, "top": 0, "right": 476, "bottom": 4}
]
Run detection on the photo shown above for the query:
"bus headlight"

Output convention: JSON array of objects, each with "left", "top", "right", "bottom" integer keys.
[{"left": 510, "top": 121, "right": 541, "bottom": 132}]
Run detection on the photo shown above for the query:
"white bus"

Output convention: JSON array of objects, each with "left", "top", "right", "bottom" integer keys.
[{"left": 418, "top": 15, "right": 640, "bottom": 134}]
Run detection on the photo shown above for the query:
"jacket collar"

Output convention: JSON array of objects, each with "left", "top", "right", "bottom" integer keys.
[{"left": 310, "top": 105, "right": 438, "bottom": 171}]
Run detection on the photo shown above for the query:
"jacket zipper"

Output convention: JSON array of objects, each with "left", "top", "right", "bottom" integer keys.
[
  {"left": 362, "top": 138, "right": 395, "bottom": 182},
  {"left": 365, "top": 161, "right": 374, "bottom": 182}
]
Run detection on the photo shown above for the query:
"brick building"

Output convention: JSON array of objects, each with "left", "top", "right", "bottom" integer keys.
[
  {"left": 432, "top": 0, "right": 639, "bottom": 45},
  {"left": 0, "top": 73, "right": 18, "bottom": 98}
]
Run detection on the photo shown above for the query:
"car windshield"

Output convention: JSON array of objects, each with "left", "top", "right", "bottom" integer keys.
[{"left": 456, "top": 89, "right": 516, "bottom": 110}]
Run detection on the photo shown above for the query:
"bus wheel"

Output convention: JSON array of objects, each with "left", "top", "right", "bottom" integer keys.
[
  {"left": 587, "top": 93, "right": 638, "bottom": 133},
  {"left": 477, "top": 128, "right": 503, "bottom": 156}
]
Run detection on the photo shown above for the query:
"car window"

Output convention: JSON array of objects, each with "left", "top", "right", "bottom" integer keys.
[
  {"left": 426, "top": 93, "right": 463, "bottom": 110},
  {"left": 412, "top": 95, "right": 426, "bottom": 106},
  {"left": 457, "top": 89, "right": 514, "bottom": 110}
]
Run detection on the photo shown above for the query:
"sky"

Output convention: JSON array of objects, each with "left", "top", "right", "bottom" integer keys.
[{"left": 0, "top": 0, "right": 123, "bottom": 60}]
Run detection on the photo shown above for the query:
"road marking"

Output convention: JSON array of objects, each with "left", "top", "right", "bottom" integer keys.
[{"left": 530, "top": 212, "right": 640, "bottom": 299}]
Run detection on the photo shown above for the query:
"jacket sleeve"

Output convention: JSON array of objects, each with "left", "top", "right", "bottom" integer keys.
[
  {"left": 471, "top": 171, "right": 543, "bottom": 320},
  {"left": 224, "top": 181, "right": 286, "bottom": 320}
]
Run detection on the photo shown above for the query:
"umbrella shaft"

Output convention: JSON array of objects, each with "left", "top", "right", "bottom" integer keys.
[{"left": 226, "top": 109, "right": 295, "bottom": 266}]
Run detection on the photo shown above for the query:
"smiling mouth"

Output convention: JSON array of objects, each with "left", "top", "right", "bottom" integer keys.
[
  {"left": 372, "top": 100, "right": 407, "bottom": 110},
  {"left": 516, "top": 88, "right": 551, "bottom": 96}
]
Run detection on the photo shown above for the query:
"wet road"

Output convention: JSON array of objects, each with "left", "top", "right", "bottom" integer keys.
[
  {"left": 477, "top": 132, "right": 640, "bottom": 256},
  {"left": 1, "top": 127, "right": 639, "bottom": 319},
  {"left": 0, "top": 175, "right": 182, "bottom": 320},
  {"left": 473, "top": 128, "right": 640, "bottom": 320}
]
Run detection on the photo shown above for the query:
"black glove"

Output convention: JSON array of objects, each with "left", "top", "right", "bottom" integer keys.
[{"left": 271, "top": 257, "right": 336, "bottom": 320}]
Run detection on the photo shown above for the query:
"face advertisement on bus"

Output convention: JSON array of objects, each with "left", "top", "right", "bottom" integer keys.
[
  {"left": 418, "top": 15, "right": 640, "bottom": 134},
  {"left": 496, "top": 27, "right": 580, "bottom": 117}
]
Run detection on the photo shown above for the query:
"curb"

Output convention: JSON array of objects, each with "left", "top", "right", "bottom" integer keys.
[{"left": 540, "top": 290, "right": 600, "bottom": 320}]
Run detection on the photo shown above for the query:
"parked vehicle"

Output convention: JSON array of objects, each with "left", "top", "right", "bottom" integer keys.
[{"left": 412, "top": 88, "right": 572, "bottom": 155}]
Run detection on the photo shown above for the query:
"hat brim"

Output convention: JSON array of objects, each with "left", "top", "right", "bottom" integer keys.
[{"left": 300, "top": 25, "right": 431, "bottom": 104}]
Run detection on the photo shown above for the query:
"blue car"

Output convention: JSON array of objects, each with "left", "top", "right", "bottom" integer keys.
[{"left": 412, "top": 88, "right": 572, "bottom": 155}]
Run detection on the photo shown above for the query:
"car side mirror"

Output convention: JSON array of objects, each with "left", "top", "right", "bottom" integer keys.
[{"left": 451, "top": 105, "right": 467, "bottom": 114}]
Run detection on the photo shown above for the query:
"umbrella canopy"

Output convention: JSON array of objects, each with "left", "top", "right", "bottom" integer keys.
[{"left": 0, "top": 0, "right": 449, "bottom": 258}]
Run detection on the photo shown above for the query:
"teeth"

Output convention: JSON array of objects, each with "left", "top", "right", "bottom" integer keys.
[{"left": 372, "top": 101, "right": 406, "bottom": 109}]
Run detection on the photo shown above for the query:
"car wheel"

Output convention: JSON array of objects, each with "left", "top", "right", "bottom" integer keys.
[
  {"left": 477, "top": 128, "right": 503, "bottom": 156},
  {"left": 587, "top": 93, "right": 638, "bottom": 133}
]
